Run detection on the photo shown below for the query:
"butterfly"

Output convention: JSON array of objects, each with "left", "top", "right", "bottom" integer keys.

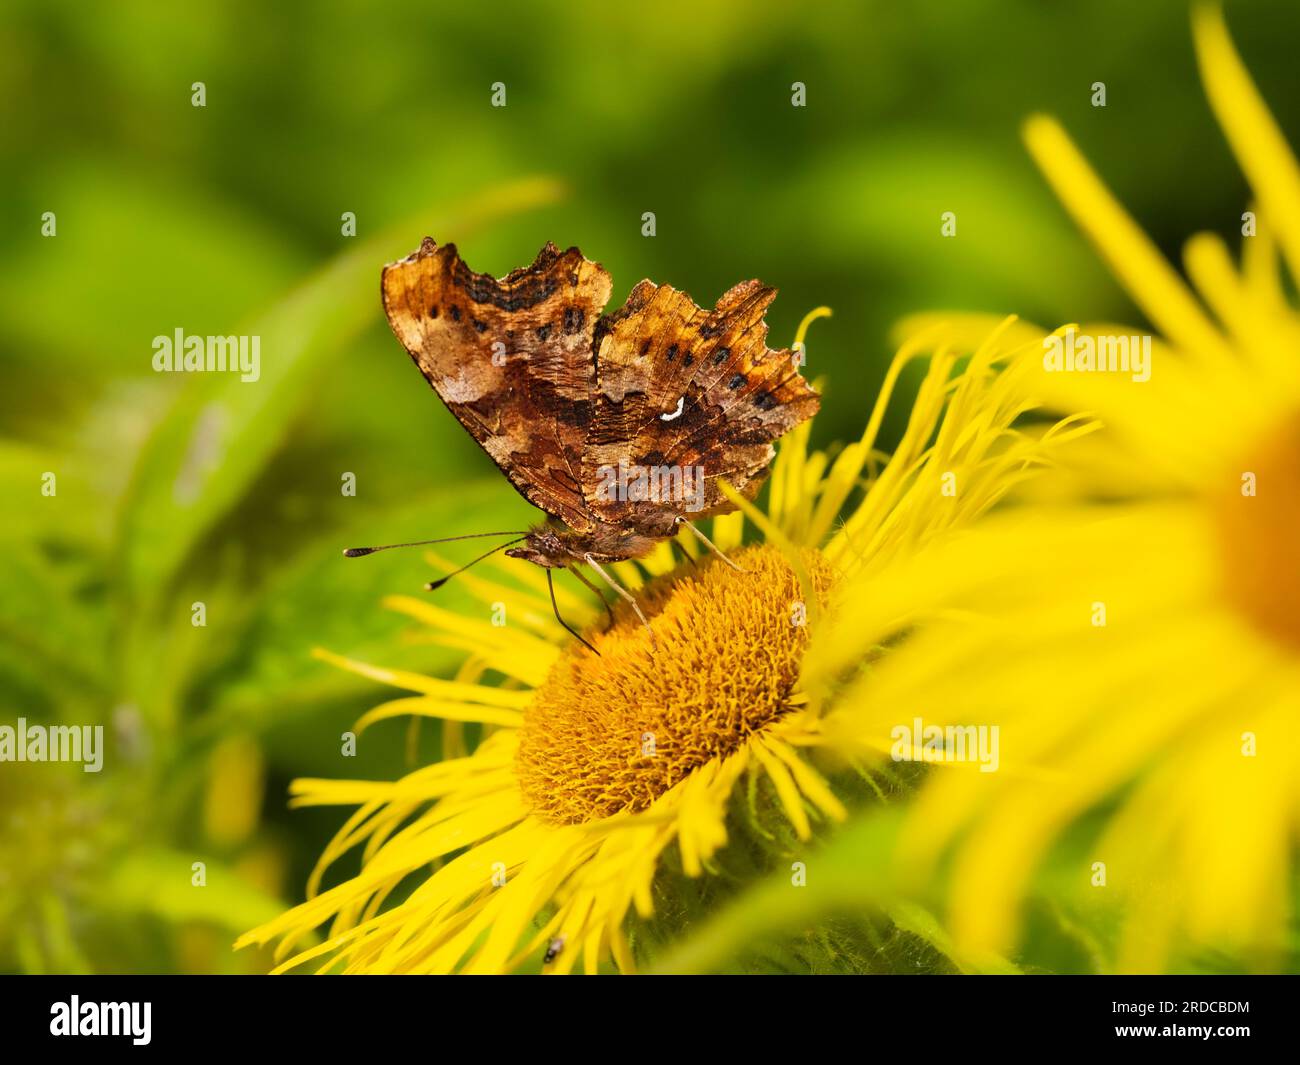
[{"left": 351, "top": 238, "right": 819, "bottom": 650}]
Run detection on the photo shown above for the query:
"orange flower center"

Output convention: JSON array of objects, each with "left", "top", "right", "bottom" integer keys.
[
  {"left": 1215, "top": 413, "right": 1300, "bottom": 652},
  {"left": 514, "top": 545, "right": 835, "bottom": 825}
]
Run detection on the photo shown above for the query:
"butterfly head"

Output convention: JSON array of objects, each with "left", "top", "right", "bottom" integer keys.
[{"left": 504, "top": 525, "right": 573, "bottom": 568}]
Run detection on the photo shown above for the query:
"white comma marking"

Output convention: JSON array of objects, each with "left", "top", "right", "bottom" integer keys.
[{"left": 660, "top": 397, "right": 685, "bottom": 422}]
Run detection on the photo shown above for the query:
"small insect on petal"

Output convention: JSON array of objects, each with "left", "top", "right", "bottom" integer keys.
[{"left": 543, "top": 936, "right": 566, "bottom": 964}]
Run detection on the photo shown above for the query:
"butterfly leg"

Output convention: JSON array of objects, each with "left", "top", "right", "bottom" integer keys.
[
  {"left": 567, "top": 564, "right": 616, "bottom": 630},
  {"left": 548, "top": 569, "right": 600, "bottom": 656},
  {"left": 583, "top": 555, "right": 658, "bottom": 649},
  {"left": 678, "top": 519, "right": 746, "bottom": 572}
]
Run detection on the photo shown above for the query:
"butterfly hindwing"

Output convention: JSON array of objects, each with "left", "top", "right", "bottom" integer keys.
[{"left": 583, "top": 277, "right": 819, "bottom": 524}]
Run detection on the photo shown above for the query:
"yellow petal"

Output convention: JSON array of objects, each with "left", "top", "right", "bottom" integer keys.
[
  {"left": 1023, "top": 113, "right": 1233, "bottom": 367},
  {"left": 1193, "top": 3, "right": 1300, "bottom": 280}
]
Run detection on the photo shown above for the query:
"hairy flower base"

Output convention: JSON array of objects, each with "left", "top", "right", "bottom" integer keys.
[{"left": 517, "top": 545, "right": 836, "bottom": 825}]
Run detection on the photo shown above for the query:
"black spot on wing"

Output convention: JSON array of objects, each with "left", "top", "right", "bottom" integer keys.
[{"left": 563, "top": 306, "right": 586, "bottom": 334}]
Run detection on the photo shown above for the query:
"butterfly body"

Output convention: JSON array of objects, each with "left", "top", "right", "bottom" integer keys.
[
  {"left": 503, "top": 520, "right": 661, "bottom": 568},
  {"left": 381, "top": 238, "right": 819, "bottom": 569}
]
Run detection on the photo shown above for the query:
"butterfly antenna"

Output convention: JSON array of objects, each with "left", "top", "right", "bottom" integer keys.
[
  {"left": 343, "top": 531, "right": 526, "bottom": 557},
  {"left": 425, "top": 537, "right": 527, "bottom": 591},
  {"left": 548, "top": 569, "right": 600, "bottom": 656}
]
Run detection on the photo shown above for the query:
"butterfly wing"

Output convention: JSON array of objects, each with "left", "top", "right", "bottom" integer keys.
[
  {"left": 583, "top": 277, "right": 819, "bottom": 530},
  {"left": 382, "top": 238, "right": 612, "bottom": 533}
]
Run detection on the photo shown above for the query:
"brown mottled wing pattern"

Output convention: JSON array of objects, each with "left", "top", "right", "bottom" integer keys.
[
  {"left": 381, "top": 238, "right": 611, "bottom": 533},
  {"left": 583, "top": 277, "right": 819, "bottom": 529}
]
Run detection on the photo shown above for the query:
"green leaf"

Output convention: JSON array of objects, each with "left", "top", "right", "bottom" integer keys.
[
  {"left": 0, "top": 543, "right": 111, "bottom": 701},
  {"left": 1, "top": 162, "right": 305, "bottom": 378},
  {"left": 99, "top": 848, "right": 285, "bottom": 932},
  {"left": 198, "top": 482, "right": 534, "bottom": 731},
  {"left": 0, "top": 439, "right": 101, "bottom": 548},
  {"left": 651, "top": 807, "right": 1019, "bottom": 975}
]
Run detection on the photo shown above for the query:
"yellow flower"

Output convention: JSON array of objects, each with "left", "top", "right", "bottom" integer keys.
[
  {"left": 807, "top": 4, "right": 1300, "bottom": 972},
  {"left": 236, "top": 310, "right": 1086, "bottom": 974}
]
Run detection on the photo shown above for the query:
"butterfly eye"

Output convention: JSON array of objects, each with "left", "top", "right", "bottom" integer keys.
[{"left": 660, "top": 397, "right": 685, "bottom": 422}]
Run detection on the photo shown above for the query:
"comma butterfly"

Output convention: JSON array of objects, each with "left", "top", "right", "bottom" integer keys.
[{"left": 356, "top": 238, "right": 819, "bottom": 649}]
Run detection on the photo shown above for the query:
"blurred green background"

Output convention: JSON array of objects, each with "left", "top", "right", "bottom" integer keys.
[{"left": 2, "top": 0, "right": 1297, "bottom": 973}]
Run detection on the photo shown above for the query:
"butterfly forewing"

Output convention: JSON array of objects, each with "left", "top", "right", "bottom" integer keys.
[
  {"left": 585, "top": 278, "right": 819, "bottom": 520},
  {"left": 381, "top": 238, "right": 610, "bottom": 532}
]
